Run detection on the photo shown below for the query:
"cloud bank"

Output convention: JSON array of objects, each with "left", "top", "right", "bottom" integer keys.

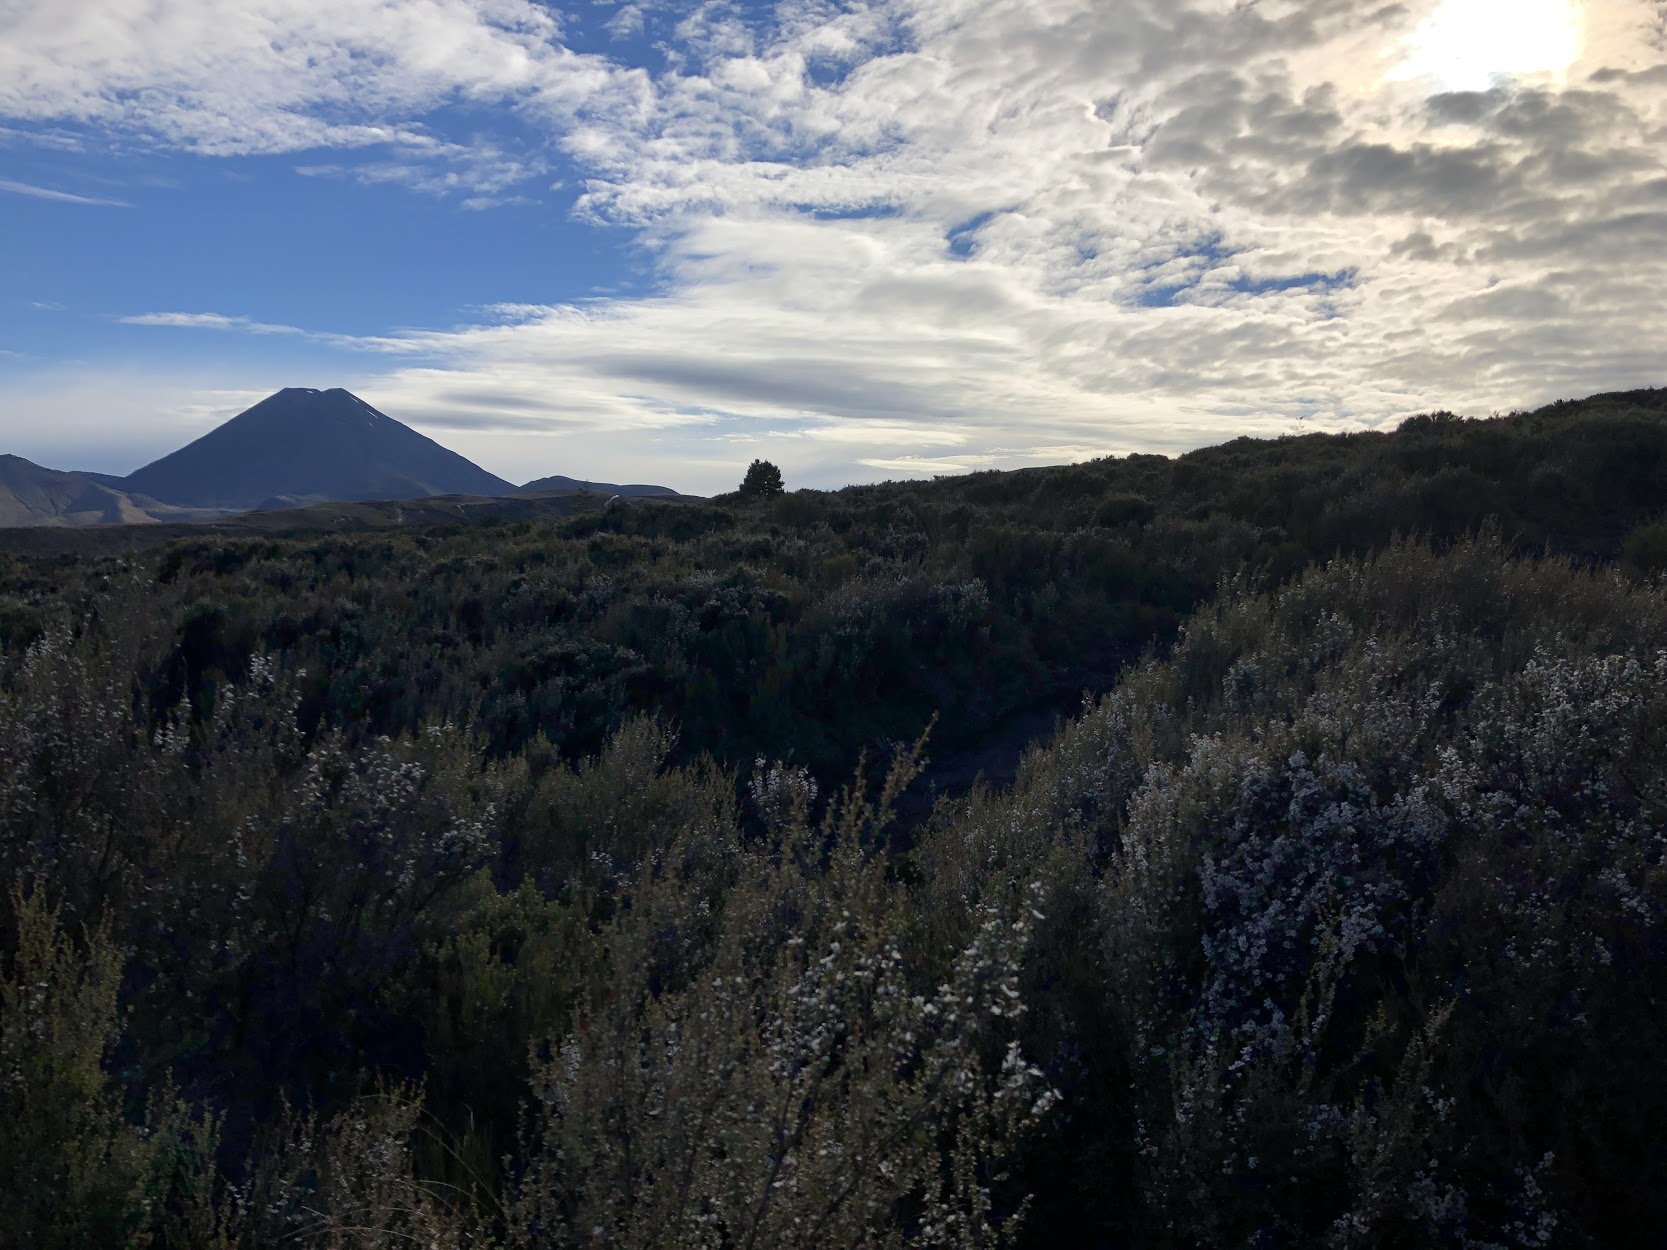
[{"left": 2, "top": 0, "right": 1665, "bottom": 490}]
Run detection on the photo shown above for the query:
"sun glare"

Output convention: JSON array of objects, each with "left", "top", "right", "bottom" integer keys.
[{"left": 1398, "top": 0, "right": 1585, "bottom": 92}]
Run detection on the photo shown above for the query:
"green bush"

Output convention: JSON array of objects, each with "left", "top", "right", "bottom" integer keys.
[
  {"left": 1623, "top": 518, "right": 1667, "bottom": 575},
  {"left": 1093, "top": 493, "right": 1157, "bottom": 528},
  {"left": 0, "top": 886, "right": 221, "bottom": 1249},
  {"left": 4, "top": 391, "right": 1667, "bottom": 1245}
]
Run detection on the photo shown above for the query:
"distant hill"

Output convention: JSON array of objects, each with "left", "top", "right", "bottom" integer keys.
[
  {"left": 517, "top": 475, "right": 680, "bottom": 498},
  {"left": 122, "top": 387, "right": 515, "bottom": 510},
  {"left": 0, "top": 454, "right": 222, "bottom": 528}
]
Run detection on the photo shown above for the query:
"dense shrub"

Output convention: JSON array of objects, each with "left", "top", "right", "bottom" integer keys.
[
  {"left": 4, "top": 391, "right": 1667, "bottom": 1245},
  {"left": 915, "top": 538, "right": 1667, "bottom": 1246}
]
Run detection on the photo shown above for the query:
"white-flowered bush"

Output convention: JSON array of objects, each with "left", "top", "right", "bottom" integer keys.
[
  {"left": 915, "top": 537, "right": 1667, "bottom": 1247},
  {"left": 516, "top": 751, "right": 1057, "bottom": 1249},
  {"left": 6, "top": 533, "right": 1667, "bottom": 1248}
]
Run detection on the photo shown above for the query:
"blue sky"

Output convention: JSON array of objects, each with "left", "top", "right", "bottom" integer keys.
[{"left": 2, "top": 1, "right": 1663, "bottom": 493}]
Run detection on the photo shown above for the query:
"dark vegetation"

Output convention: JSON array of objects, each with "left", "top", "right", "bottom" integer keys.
[
  {"left": 0, "top": 488, "right": 616, "bottom": 559},
  {"left": 739, "top": 458, "right": 786, "bottom": 500},
  {"left": 2, "top": 388, "right": 1666, "bottom": 1247}
]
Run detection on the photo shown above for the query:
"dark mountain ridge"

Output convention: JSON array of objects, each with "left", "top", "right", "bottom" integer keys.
[
  {"left": 0, "top": 454, "right": 220, "bottom": 527},
  {"left": 121, "top": 387, "right": 517, "bottom": 510},
  {"left": 517, "top": 474, "right": 680, "bottom": 498}
]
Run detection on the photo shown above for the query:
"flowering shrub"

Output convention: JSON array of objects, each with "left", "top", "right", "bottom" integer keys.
[
  {"left": 8, "top": 389, "right": 1667, "bottom": 1249},
  {"left": 915, "top": 538, "right": 1667, "bottom": 1246},
  {"left": 515, "top": 750, "right": 1056, "bottom": 1248}
]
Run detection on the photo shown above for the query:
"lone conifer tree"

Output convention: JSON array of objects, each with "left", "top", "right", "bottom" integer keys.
[{"left": 739, "top": 459, "right": 784, "bottom": 499}]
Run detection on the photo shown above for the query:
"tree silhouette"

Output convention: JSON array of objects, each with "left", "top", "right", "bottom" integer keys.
[{"left": 739, "top": 459, "right": 784, "bottom": 499}]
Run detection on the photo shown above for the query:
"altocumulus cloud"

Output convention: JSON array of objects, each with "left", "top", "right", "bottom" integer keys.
[{"left": 2, "top": 0, "right": 1665, "bottom": 490}]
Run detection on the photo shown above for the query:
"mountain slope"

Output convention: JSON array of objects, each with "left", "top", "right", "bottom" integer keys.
[
  {"left": 0, "top": 454, "right": 220, "bottom": 527},
  {"left": 517, "top": 474, "right": 680, "bottom": 498},
  {"left": 122, "top": 387, "right": 515, "bottom": 510}
]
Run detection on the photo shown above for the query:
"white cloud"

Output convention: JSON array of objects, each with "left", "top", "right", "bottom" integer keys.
[
  {"left": 3, "top": 0, "right": 1666, "bottom": 491},
  {"left": 858, "top": 455, "right": 979, "bottom": 476},
  {"left": 605, "top": 5, "right": 646, "bottom": 42},
  {"left": 0, "top": 176, "right": 127, "bottom": 206},
  {"left": 119, "top": 312, "right": 309, "bottom": 335},
  {"left": 0, "top": 0, "right": 645, "bottom": 207},
  {"left": 293, "top": 132, "right": 551, "bottom": 204},
  {"left": 118, "top": 310, "right": 431, "bottom": 355}
]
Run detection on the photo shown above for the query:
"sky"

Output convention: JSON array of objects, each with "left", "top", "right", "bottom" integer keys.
[{"left": 1, "top": 0, "right": 1663, "bottom": 494}]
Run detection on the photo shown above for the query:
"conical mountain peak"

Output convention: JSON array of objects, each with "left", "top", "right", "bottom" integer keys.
[{"left": 122, "top": 388, "right": 515, "bottom": 510}]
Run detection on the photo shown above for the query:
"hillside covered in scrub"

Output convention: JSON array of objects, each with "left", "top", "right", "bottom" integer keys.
[{"left": 3, "top": 388, "right": 1667, "bottom": 1247}]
